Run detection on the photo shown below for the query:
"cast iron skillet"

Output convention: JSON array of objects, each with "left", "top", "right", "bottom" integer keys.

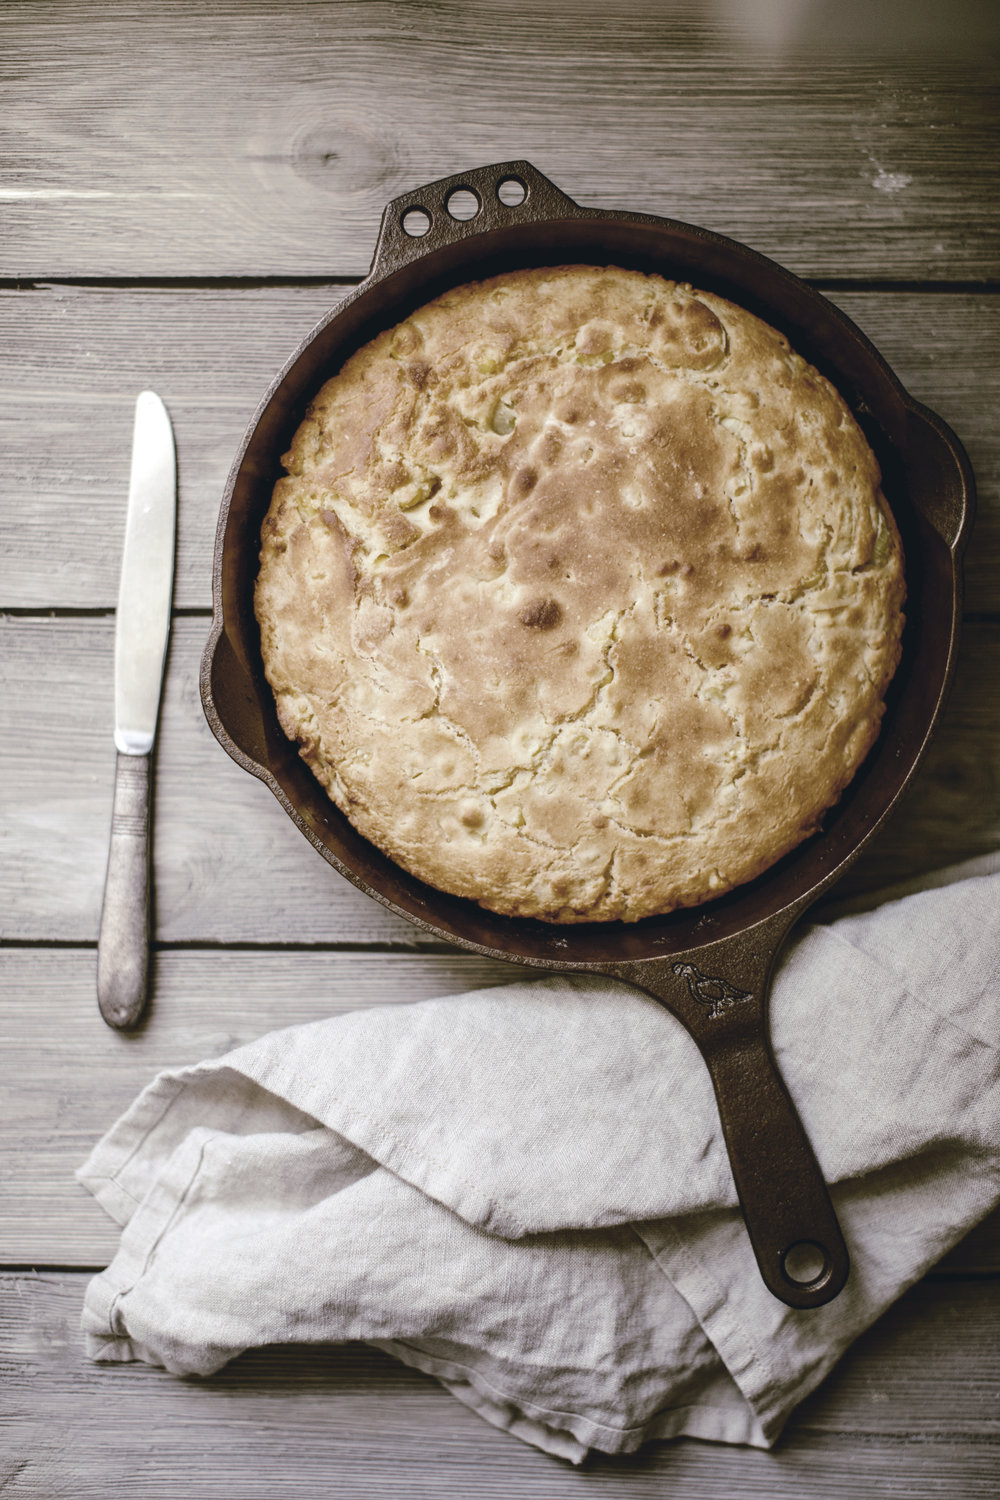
[{"left": 201, "top": 161, "right": 975, "bottom": 1308}]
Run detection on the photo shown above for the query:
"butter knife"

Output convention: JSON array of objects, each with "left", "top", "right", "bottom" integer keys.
[{"left": 97, "top": 391, "right": 176, "bottom": 1029}]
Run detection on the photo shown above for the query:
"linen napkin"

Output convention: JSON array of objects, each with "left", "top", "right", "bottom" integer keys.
[{"left": 78, "top": 855, "right": 1000, "bottom": 1463}]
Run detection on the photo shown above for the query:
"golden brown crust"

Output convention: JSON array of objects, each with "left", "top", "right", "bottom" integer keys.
[{"left": 255, "top": 265, "right": 905, "bottom": 922}]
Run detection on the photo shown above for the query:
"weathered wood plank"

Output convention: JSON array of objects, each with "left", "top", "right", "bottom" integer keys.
[
  {"left": 1, "top": 1273, "right": 997, "bottom": 1497},
  {"left": 3, "top": 1, "right": 999, "bottom": 281},
  {"left": 3, "top": 616, "right": 998, "bottom": 944},
  {"left": 1, "top": 285, "right": 998, "bottom": 611},
  {"left": 0, "top": 947, "right": 523, "bottom": 1262},
  {"left": 0, "top": 284, "right": 352, "bottom": 611},
  {"left": 2, "top": 946, "right": 996, "bottom": 1269}
]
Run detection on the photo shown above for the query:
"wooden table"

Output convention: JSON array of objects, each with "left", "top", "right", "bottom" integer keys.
[{"left": 3, "top": 4, "right": 998, "bottom": 1494}]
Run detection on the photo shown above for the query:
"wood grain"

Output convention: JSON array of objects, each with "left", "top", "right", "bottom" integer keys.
[
  {"left": 0, "top": 284, "right": 352, "bottom": 611},
  {"left": 3, "top": 1, "right": 999, "bottom": 281},
  {"left": 0, "top": 947, "right": 523, "bottom": 1261},
  {"left": 4, "top": 3, "right": 998, "bottom": 1489},
  {"left": 3, "top": 616, "right": 998, "bottom": 944},
  {"left": 1, "top": 1273, "right": 997, "bottom": 1498},
  {"left": 2, "top": 285, "right": 998, "bottom": 611}
]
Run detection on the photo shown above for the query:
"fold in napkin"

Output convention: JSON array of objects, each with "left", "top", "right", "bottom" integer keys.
[{"left": 78, "top": 856, "right": 1000, "bottom": 1463}]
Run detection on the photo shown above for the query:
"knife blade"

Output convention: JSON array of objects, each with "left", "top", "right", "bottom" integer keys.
[{"left": 97, "top": 391, "right": 176, "bottom": 1029}]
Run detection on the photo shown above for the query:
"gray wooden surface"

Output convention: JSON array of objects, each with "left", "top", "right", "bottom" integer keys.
[{"left": 2, "top": 3, "right": 999, "bottom": 1495}]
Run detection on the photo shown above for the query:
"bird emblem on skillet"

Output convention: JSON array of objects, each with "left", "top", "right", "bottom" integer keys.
[{"left": 672, "top": 962, "right": 752, "bottom": 1020}]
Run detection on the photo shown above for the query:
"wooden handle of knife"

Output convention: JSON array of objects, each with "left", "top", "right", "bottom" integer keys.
[{"left": 97, "top": 750, "right": 153, "bottom": 1029}]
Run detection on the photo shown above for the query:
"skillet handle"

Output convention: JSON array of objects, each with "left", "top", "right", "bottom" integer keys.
[
  {"left": 699, "top": 1024, "right": 850, "bottom": 1308},
  {"left": 369, "top": 159, "right": 585, "bottom": 279},
  {"left": 613, "top": 924, "right": 850, "bottom": 1309},
  {"left": 904, "top": 400, "right": 976, "bottom": 556},
  {"left": 201, "top": 620, "right": 273, "bottom": 774}
]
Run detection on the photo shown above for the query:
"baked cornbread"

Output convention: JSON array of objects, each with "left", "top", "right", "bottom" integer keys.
[{"left": 255, "top": 265, "right": 905, "bottom": 922}]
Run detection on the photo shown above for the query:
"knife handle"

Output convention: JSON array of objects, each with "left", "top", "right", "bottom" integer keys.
[{"left": 97, "top": 751, "right": 153, "bottom": 1030}]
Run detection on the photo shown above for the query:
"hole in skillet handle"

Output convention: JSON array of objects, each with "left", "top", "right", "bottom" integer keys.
[
  {"left": 497, "top": 175, "right": 527, "bottom": 206},
  {"left": 783, "top": 1241, "right": 831, "bottom": 1288},
  {"left": 445, "top": 186, "right": 481, "bottom": 221},
  {"left": 401, "top": 206, "right": 432, "bottom": 238}
]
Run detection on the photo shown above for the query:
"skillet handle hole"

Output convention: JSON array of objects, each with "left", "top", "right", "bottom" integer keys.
[
  {"left": 401, "top": 206, "right": 432, "bottom": 237},
  {"left": 445, "top": 186, "right": 481, "bottom": 221},
  {"left": 782, "top": 1240, "right": 831, "bottom": 1288},
  {"left": 497, "top": 175, "right": 527, "bottom": 206}
]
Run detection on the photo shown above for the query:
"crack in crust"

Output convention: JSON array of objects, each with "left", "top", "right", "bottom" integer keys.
[{"left": 256, "top": 265, "right": 905, "bottom": 922}]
